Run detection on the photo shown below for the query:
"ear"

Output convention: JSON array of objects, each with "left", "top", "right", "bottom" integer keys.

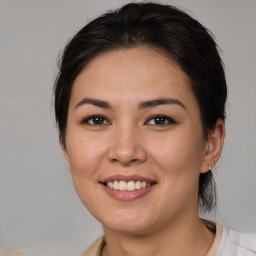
[
  {"left": 59, "top": 135, "right": 71, "bottom": 172},
  {"left": 200, "top": 119, "right": 225, "bottom": 173}
]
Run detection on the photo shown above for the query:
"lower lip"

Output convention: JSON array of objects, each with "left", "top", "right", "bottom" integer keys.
[{"left": 100, "top": 184, "right": 155, "bottom": 201}]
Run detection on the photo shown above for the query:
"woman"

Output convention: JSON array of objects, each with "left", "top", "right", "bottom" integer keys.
[
  {"left": 12, "top": 2, "right": 255, "bottom": 256},
  {"left": 54, "top": 2, "right": 256, "bottom": 256}
]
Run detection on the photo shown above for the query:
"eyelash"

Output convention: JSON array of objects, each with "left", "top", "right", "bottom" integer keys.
[
  {"left": 80, "top": 115, "right": 111, "bottom": 126},
  {"left": 80, "top": 114, "right": 176, "bottom": 127},
  {"left": 145, "top": 115, "right": 176, "bottom": 126}
]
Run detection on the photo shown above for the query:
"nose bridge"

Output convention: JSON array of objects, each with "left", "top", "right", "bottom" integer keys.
[{"left": 108, "top": 121, "right": 146, "bottom": 165}]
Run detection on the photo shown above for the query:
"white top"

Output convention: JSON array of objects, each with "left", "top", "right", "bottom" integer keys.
[
  {"left": 10, "top": 224, "right": 256, "bottom": 256},
  {"left": 216, "top": 227, "right": 256, "bottom": 256}
]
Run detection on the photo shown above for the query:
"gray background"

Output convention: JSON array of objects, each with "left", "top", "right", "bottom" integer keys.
[{"left": 0, "top": 0, "right": 255, "bottom": 254}]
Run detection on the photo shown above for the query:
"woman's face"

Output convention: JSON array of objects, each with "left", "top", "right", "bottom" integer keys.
[{"left": 62, "top": 47, "right": 212, "bottom": 234}]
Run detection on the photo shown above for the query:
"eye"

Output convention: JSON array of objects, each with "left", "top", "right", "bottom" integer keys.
[
  {"left": 145, "top": 115, "right": 176, "bottom": 126},
  {"left": 81, "top": 115, "right": 110, "bottom": 126}
]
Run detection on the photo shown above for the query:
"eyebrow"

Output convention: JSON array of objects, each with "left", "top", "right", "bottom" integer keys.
[
  {"left": 139, "top": 98, "right": 186, "bottom": 110},
  {"left": 74, "top": 98, "right": 112, "bottom": 110},
  {"left": 74, "top": 97, "right": 186, "bottom": 110}
]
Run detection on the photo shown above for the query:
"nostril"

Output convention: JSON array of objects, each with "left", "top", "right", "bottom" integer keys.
[
  {"left": 110, "top": 157, "right": 141, "bottom": 166},
  {"left": 107, "top": 138, "right": 147, "bottom": 165}
]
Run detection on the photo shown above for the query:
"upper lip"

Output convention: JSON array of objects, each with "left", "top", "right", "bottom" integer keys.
[{"left": 100, "top": 175, "right": 156, "bottom": 183}]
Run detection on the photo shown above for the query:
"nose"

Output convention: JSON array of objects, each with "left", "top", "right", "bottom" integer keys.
[{"left": 107, "top": 124, "right": 147, "bottom": 166}]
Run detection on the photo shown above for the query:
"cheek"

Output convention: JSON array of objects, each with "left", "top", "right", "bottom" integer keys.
[
  {"left": 65, "top": 133, "right": 108, "bottom": 212},
  {"left": 148, "top": 132, "right": 204, "bottom": 211},
  {"left": 148, "top": 128, "right": 204, "bottom": 173},
  {"left": 66, "top": 132, "right": 108, "bottom": 179}
]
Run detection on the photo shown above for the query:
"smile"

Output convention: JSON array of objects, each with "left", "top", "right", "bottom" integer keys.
[
  {"left": 100, "top": 175, "right": 156, "bottom": 201},
  {"left": 106, "top": 180, "right": 153, "bottom": 191}
]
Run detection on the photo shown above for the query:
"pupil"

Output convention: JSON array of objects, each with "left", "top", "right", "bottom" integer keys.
[
  {"left": 156, "top": 117, "right": 165, "bottom": 124},
  {"left": 94, "top": 117, "right": 103, "bottom": 124}
]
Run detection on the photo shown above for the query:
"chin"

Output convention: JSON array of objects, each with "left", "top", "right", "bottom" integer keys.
[
  {"left": 101, "top": 212, "right": 158, "bottom": 235},
  {"left": 105, "top": 222, "right": 154, "bottom": 235}
]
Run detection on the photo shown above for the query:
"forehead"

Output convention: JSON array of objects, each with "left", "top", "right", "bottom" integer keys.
[{"left": 70, "top": 47, "right": 197, "bottom": 108}]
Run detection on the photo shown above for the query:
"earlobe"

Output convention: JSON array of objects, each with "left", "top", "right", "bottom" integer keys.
[
  {"left": 59, "top": 135, "right": 71, "bottom": 172},
  {"left": 201, "top": 119, "right": 225, "bottom": 173}
]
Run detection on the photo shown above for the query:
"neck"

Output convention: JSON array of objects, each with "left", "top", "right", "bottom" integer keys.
[{"left": 102, "top": 216, "right": 215, "bottom": 256}]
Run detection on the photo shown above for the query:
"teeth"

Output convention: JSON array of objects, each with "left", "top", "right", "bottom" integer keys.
[
  {"left": 106, "top": 180, "right": 152, "bottom": 191},
  {"left": 107, "top": 181, "right": 113, "bottom": 189},
  {"left": 135, "top": 181, "right": 142, "bottom": 189},
  {"left": 113, "top": 180, "right": 119, "bottom": 190},
  {"left": 127, "top": 181, "right": 135, "bottom": 191},
  {"left": 119, "top": 181, "right": 126, "bottom": 191}
]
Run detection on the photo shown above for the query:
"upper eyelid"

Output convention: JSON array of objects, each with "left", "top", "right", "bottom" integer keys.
[
  {"left": 79, "top": 114, "right": 175, "bottom": 124},
  {"left": 145, "top": 114, "right": 176, "bottom": 124},
  {"left": 146, "top": 114, "right": 175, "bottom": 121},
  {"left": 80, "top": 115, "right": 110, "bottom": 124}
]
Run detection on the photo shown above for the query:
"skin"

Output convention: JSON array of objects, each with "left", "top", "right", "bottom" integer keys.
[{"left": 61, "top": 47, "right": 225, "bottom": 256}]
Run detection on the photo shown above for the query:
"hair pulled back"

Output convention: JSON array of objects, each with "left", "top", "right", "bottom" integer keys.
[{"left": 54, "top": 2, "right": 227, "bottom": 212}]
